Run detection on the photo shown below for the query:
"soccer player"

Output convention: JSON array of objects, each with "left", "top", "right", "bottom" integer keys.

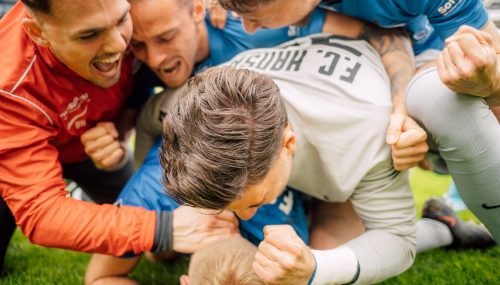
[
  {"left": 161, "top": 36, "right": 417, "bottom": 284},
  {"left": 212, "top": 0, "right": 500, "bottom": 244},
  {"left": 0, "top": 0, "right": 200, "bottom": 271}
]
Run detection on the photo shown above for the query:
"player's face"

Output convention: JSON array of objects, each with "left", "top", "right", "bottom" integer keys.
[
  {"left": 226, "top": 126, "right": 296, "bottom": 220},
  {"left": 237, "top": 0, "right": 319, "bottom": 34},
  {"left": 36, "top": 0, "right": 132, "bottom": 88},
  {"left": 129, "top": 0, "right": 205, "bottom": 87}
]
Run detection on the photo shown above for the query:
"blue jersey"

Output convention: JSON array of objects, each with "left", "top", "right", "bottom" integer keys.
[
  {"left": 116, "top": 141, "right": 310, "bottom": 247},
  {"left": 319, "top": 0, "right": 489, "bottom": 54},
  {"left": 128, "top": 9, "right": 326, "bottom": 108}
]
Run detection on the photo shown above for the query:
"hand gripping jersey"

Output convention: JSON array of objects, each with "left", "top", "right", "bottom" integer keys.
[
  {"left": 227, "top": 34, "right": 416, "bottom": 284},
  {"left": 116, "top": 140, "right": 310, "bottom": 253},
  {"left": 319, "top": 0, "right": 489, "bottom": 54},
  {"left": 0, "top": 3, "right": 156, "bottom": 255}
]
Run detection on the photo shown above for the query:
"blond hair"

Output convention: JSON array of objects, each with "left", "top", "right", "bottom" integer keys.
[{"left": 188, "top": 237, "right": 264, "bottom": 285}]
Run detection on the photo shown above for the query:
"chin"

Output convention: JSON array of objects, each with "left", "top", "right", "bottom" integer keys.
[{"left": 92, "top": 76, "right": 121, "bottom": 88}]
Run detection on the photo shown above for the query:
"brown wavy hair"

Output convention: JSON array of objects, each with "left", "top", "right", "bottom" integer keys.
[{"left": 160, "top": 66, "right": 287, "bottom": 209}]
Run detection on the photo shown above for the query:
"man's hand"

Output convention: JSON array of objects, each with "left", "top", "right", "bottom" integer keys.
[
  {"left": 437, "top": 26, "right": 499, "bottom": 101},
  {"left": 386, "top": 114, "right": 428, "bottom": 171},
  {"left": 81, "top": 122, "right": 125, "bottom": 170},
  {"left": 207, "top": 0, "right": 228, "bottom": 29},
  {"left": 172, "top": 206, "right": 240, "bottom": 253},
  {"left": 253, "top": 225, "right": 315, "bottom": 285}
]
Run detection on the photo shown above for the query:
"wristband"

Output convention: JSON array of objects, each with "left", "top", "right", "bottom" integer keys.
[{"left": 152, "top": 211, "right": 174, "bottom": 253}]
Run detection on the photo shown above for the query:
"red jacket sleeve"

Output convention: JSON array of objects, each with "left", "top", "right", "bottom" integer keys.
[{"left": 0, "top": 95, "right": 156, "bottom": 256}]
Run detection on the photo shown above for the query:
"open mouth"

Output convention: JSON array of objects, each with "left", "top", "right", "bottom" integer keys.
[
  {"left": 93, "top": 53, "right": 121, "bottom": 74},
  {"left": 160, "top": 61, "right": 181, "bottom": 75}
]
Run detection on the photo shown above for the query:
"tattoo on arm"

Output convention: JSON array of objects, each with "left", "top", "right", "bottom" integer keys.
[{"left": 359, "top": 24, "right": 415, "bottom": 112}]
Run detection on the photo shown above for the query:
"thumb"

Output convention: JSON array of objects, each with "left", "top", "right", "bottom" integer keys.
[{"left": 386, "top": 113, "right": 405, "bottom": 145}]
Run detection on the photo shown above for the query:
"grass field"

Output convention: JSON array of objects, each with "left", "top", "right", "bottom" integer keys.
[{"left": 1, "top": 168, "right": 499, "bottom": 285}]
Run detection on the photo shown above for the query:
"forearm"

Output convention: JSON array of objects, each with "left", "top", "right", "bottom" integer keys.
[
  {"left": 344, "top": 229, "right": 416, "bottom": 284},
  {"left": 3, "top": 181, "right": 156, "bottom": 255},
  {"left": 361, "top": 26, "right": 416, "bottom": 113},
  {"left": 85, "top": 254, "right": 140, "bottom": 285}
]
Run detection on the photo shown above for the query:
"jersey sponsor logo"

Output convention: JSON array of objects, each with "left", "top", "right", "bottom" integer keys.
[
  {"left": 60, "top": 93, "right": 91, "bottom": 131},
  {"left": 437, "top": 0, "right": 462, "bottom": 16},
  {"left": 481, "top": 203, "right": 500, "bottom": 210}
]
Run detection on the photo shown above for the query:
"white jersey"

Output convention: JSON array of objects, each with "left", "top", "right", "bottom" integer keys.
[{"left": 226, "top": 34, "right": 416, "bottom": 284}]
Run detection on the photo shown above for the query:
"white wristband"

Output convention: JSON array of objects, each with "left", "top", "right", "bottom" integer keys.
[{"left": 310, "top": 247, "right": 359, "bottom": 285}]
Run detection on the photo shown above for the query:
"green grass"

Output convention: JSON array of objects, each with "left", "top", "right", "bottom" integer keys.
[{"left": 1, "top": 168, "right": 499, "bottom": 284}]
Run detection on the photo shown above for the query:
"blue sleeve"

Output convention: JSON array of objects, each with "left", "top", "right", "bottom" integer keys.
[
  {"left": 401, "top": 0, "right": 489, "bottom": 40},
  {"left": 116, "top": 140, "right": 179, "bottom": 212},
  {"left": 297, "top": 8, "right": 327, "bottom": 36},
  {"left": 239, "top": 187, "right": 309, "bottom": 246}
]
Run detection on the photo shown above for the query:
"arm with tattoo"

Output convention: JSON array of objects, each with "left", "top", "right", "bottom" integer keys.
[
  {"left": 359, "top": 25, "right": 415, "bottom": 115},
  {"left": 322, "top": 13, "right": 427, "bottom": 170}
]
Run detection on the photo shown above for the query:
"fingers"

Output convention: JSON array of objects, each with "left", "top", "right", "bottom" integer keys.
[
  {"left": 264, "top": 225, "right": 303, "bottom": 255},
  {"left": 391, "top": 147, "right": 426, "bottom": 170},
  {"left": 97, "top": 122, "right": 119, "bottom": 138},
  {"left": 253, "top": 249, "right": 285, "bottom": 284},
  {"left": 254, "top": 225, "right": 315, "bottom": 284},
  {"left": 83, "top": 133, "right": 115, "bottom": 153},
  {"left": 81, "top": 122, "right": 124, "bottom": 169},
  {"left": 392, "top": 141, "right": 429, "bottom": 158},
  {"left": 437, "top": 27, "right": 498, "bottom": 97},
  {"left": 100, "top": 147, "right": 125, "bottom": 168},
  {"left": 386, "top": 113, "right": 405, "bottom": 145},
  {"left": 447, "top": 25, "right": 493, "bottom": 46},
  {"left": 81, "top": 122, "right": 118, "bottom": 143},
  {"left": 208, "top": 0, "right": 227, "bottom": 29},
  {"left": 88, "top": 140, "right": 122, "bottom": 162},
  {"left": 81, "top": 124, "right": 109, "bottom": 144},
  {"left": 393, "top": 122, "right": 427, "bottom": 149},
  {"left": 391, "top": 117, "right": 428, "bottom": 170}
]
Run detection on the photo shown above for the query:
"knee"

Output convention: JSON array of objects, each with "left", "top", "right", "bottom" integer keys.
[{"left": 406, "top": 69, "right": 465, "bottom": 125}]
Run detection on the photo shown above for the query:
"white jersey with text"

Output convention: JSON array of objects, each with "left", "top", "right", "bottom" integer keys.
[{"left": 227, "top": 34, "right": 416, "bottom": 284}]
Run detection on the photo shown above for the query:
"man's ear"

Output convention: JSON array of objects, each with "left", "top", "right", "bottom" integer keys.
[
  {"left": 282, "top": 123, "right": 296, "bottom": 157},
  {"left": 192, "top": 0, "right": 206, "bottom": 24},
  {"left": 22, "top": 17, "right": 49, "bottom": 47},
  {"left": 179, "top": 274, "right": 190, "bottom": 285}
]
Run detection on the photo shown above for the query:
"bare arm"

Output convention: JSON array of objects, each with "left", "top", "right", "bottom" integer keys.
[
  {"left": 85, "top": 255, "right": 140, "bottom": 285},
  {"left": 322, "top": 13, "right": 427, "bottom": 170}
]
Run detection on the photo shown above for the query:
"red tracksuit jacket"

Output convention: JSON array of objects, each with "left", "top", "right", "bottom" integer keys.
[{"left": 0, "top": 3, "right": 155, "bottom": 255}]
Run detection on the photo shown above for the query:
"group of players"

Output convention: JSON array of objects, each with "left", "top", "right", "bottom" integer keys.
[{"left": 1, "top": 0, "right": 500, "bottom": 284}]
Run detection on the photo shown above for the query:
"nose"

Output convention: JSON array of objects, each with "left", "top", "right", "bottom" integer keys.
[
  {"left": 146, "top": 45, "right": 166, "bottom": 70},
  {"left": 242, "top": 19, "right": 260, "bottom": 34},
  {"left": 235, "top": 208, "right": 258, "bottom": 220},
  {"left": 103, "top": 28, "right": 128, "bottom": 55}
]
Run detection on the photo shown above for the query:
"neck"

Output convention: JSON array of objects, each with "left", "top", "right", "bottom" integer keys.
[{"left": 194, "top": 21, "right": 210, "bottom": 64}]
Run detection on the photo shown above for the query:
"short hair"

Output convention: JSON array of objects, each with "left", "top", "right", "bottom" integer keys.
[
  {"left": 217, "top": 0, "right": 274, "bottom": 13},
  {"left": 160, "top": 66, "right": 287, "bottom": 210},
  {"left": 188, "top": 237, "right": 264, "bottom": 285},
  {"left": 21, "top": 0, "right": 51, "bottom": 15}
]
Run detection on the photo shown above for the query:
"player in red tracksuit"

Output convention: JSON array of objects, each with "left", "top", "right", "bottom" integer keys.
[{"left": 0, "top": 0, "right": 161, "bottom": 269}]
